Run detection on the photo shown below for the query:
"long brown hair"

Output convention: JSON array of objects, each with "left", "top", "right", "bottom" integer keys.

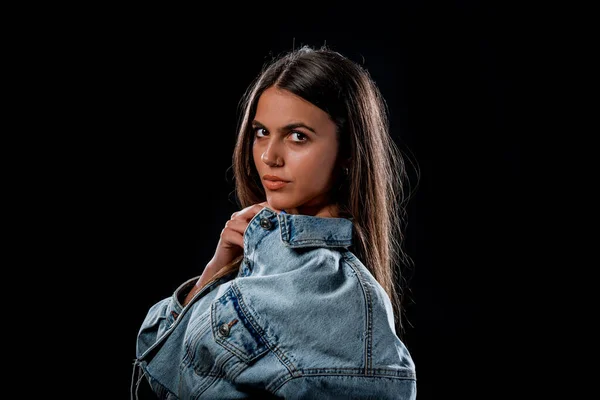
[{"left": 203, "top": 45, "right": 417, "bottom": 336}]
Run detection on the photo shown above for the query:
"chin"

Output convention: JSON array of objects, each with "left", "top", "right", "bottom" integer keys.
[{"left": 265, "top": 196, "right": 296, "bottom": 212}]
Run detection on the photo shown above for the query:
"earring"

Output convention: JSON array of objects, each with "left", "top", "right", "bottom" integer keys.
[{"left": 343, "top": 167, "right": 349, "bottom": 176}]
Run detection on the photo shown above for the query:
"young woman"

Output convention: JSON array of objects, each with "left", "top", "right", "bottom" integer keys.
[{"left": 132, "top": 45, "right": 417, "bottom": 399}]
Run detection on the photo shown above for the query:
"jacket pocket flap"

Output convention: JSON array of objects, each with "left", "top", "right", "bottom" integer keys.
[{"left": 211, "top": 286, "right": 269, "bottom": 363}]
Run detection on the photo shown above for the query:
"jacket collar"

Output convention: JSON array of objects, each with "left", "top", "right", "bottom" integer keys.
[{"left": 257, "top": 207, "right": 353, "bottom": 249}]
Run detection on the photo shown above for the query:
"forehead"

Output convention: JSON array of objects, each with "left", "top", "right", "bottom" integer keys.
[{"left": 254, "top": 87, "right": 332, "bottom": 127}]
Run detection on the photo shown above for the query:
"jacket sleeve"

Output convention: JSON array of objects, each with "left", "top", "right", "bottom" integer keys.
[
  {"left": 135, "top": 276, "right": 199, "bottom": 359},
  {"left": 274, "top": 374, "right": 417, "bottom": 400}
]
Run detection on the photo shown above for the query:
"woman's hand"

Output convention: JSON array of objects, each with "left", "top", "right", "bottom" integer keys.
[
  {"left": 203, "top": 202, "right": 270, "bottom": 280},
  {"left": 183, "top": 202, "right": 278, "bottom": 306}
]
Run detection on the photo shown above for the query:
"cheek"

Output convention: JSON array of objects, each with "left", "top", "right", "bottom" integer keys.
[
  {"left": 252, "top": 145, "right": 261, "bottom": 170},
  {"left": 291, "top": 152, "right": 337, "bottom": 185}
]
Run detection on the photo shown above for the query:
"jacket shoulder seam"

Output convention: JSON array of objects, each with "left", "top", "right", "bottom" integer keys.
[
  {"left": 340, "top": 253, "right": 373, "bottom": 372},
  {"left": 272, "top": 368, "right": 417, "bottom": 394}
]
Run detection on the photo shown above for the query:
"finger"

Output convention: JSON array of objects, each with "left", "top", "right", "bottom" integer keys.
[
  {"left": 220, "top": 228, "right": 244, "bottom": 248},
  {"left": 224, "top": 218, "right": 248, "bottom": 235},
  {"left": 231, "top": 203, "right": 268, "bottom": 221}
]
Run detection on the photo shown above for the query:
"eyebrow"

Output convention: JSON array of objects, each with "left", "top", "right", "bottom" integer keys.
[{"left": 251, "top": 120, "right": 317, "bottom": 134}]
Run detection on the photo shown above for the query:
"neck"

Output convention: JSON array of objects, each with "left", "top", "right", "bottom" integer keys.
[{"left": 285, "top": 203, "right": 340, "bottom": 218}]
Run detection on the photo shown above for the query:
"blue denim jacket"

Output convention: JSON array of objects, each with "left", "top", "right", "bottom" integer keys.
[{"left": 133, "top": 207, "right": 416, "bottom": 399}]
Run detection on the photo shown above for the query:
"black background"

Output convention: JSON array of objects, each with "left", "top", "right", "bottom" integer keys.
[{"left": 38, "top": 2, "right": 560, "bottom": 398}]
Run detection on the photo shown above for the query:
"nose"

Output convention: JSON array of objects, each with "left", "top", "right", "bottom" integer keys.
[{"left": 260, "top": 143, "right": 283, "bottom": 167}]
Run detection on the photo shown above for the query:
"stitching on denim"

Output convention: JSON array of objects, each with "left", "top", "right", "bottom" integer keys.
[
  {"left": 184, "top": 311, "right": 211, "bottom": 367},
  {"left": 301, "top": 367, "right": 415, "bottom": 379},
  {"left": 342, "top": 252, "right": 373, "bottom": 374},
  {"left": 190, "top": 353, "right": 236, "bottom": 399},
  {"left": 272, "top": 370, "right": 416, "bottom": 394},
  {"left": 231, "top": 282, "right": 300, "bottom": 378},
  {"left": 279, "top": 213, "right": 289, "bottom": 243},
  {"left": 284, "top": 238, "right": 352, "bottom": 248},
  {"left": 210, "top": 289, "right": 269, "bottom": 363},
  {"left": 139, "top": 365, "right": 179, "bottom": 399},
  {"left": 227, "top": 356, "right": 249, "bottom": 382}
]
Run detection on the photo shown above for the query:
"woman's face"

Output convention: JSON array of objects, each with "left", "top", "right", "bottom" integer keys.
[{"left": 252, "top": 86, "right": 341, "bottom": 217}]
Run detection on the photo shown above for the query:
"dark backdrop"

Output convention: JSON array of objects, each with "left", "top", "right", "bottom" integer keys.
[{"left": 58, "top": 2, "right": 544, "bottom": 398}]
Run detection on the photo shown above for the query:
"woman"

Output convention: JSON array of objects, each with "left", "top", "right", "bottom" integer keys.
[{"left": 133, "top": 45, "right": 417, "bottom": 399}]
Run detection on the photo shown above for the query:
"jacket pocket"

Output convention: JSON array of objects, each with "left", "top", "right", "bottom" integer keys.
[{"left": 211, "top": 285, "right": 270, "bottom": 364}]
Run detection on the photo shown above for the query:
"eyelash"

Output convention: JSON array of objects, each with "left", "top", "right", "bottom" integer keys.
[{"left": 253, "top": 127, "right": 308, "bottom": 143}]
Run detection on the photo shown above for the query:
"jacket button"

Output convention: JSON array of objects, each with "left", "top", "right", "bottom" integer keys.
[
  {"left": 259, "top": 217, "right": 273, "bottom": 230},
  {"left": 218, "top": 323, "right": 230, "bottom": 337}
]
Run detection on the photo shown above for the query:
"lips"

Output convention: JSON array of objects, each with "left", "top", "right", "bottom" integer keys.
[
  {"left": 263, "top": 175, "right": 289, "bottom": 182},
  {"left": 262, "top": 175, "right": 289, "bottom": 190},
  {"left": 263, "top": 180, "right": 288, "bottom": 190}
]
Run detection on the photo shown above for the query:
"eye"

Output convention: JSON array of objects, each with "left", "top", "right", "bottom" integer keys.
[
  {"left": 290, "top": 131, "right": 307, "bottom": 142},
  {"left": 254, "top": 127, "right": 268, "bottom": 137}
]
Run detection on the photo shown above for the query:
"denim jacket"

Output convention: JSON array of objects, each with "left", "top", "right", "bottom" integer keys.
[{"left": 133, "top": 207, "right": 416, "bottom": 399}]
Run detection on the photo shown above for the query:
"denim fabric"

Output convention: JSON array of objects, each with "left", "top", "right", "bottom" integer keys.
[{"left": 133, "top": 207, "right": 416, "bottom": 399}]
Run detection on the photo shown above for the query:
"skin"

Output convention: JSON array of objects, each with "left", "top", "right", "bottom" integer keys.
[
  {"left": 252, "top": 86, "right": 342, "bottom": 218},
  {"left": 184, "top": 87, "right": 343, "bottom": 306}
]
